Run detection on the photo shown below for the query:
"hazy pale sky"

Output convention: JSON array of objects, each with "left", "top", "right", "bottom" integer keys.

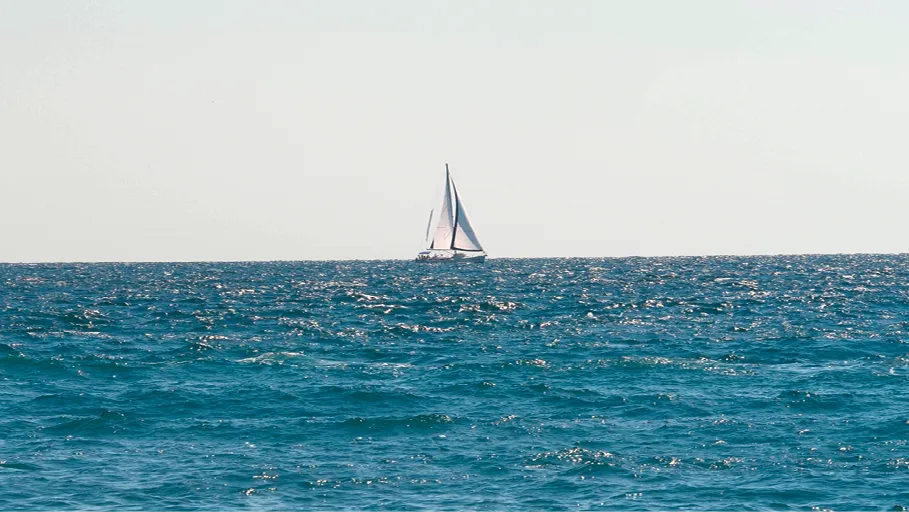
[{"left": 2, "top": 1, "right": 908, "bottom": 262}]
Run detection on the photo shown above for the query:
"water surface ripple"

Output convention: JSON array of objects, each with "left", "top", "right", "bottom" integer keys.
[{"left": 2, "top": 256, "right": 909, "bottom": 510}]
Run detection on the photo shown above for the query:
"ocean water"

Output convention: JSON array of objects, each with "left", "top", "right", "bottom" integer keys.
[{"left": 2, "top": 255, "right": 909, "bottom": 510}]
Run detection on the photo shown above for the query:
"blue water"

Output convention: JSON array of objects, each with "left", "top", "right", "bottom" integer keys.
[{"left": 2, "top": 256, "right": 909, "bottom": 510}]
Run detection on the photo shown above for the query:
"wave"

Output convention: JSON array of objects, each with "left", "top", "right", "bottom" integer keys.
[
  {"left": 44, "top": 410, "right": 139, "bottom": 435},
  {"left": 237, "top": 351, "right": 305, "bottom": 365},
  {"left": 339, "top": 413, "right": 457, "bottom": 431}
]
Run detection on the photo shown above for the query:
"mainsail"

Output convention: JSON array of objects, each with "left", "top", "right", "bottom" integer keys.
[
  {"left": 429, "top": 170, "right": 454, "bottom": 249},
  {"left": 427, "top": 164, "right": 484, "bottom": 252}
]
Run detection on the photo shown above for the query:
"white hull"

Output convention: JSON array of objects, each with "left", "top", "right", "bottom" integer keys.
[{"left": 415, "top": 250, "right": 486, "bottom": 263}]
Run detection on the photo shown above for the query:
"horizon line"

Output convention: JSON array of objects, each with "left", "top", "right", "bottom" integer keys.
[{"left": 1, "top": 250, "right": 907, "bottom": 265}]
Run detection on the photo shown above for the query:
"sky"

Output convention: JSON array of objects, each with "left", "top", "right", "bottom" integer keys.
[{"left": 2, "top": 0, "right": 909, "bottom": 262}]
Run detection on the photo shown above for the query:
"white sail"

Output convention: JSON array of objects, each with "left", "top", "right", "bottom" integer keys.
[
  {"left": 451, "top": 184, "right": 483, "bottom": 251},
  {"left": 424, "top": 209, "right": 434, "bottom": 242},
  {"left": 429, "top": 171, "right": 454, "bottom": 250}
]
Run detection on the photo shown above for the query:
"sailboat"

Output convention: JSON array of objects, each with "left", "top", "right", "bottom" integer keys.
[{"left": 415, "top": 164, "right": 487, "bottom": 263}]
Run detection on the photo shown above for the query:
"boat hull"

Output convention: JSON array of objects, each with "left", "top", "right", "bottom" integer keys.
[{"left": 415, "top": 251, "right": 486, "bottom": 263}]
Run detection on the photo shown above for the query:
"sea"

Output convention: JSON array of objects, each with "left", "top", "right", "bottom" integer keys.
[{"left": 2, "top": 255, "right": 909, "bottom": 510}]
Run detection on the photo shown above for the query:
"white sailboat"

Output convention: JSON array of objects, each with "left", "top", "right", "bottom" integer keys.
[{"left": 415, "top": 164, "right": 487, "bottom": 263}]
